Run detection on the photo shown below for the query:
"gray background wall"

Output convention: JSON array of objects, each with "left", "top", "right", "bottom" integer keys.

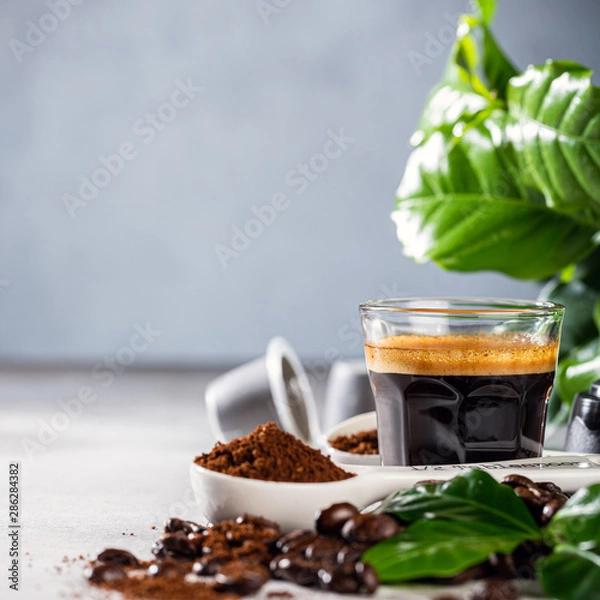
[{"left": 1, "top": 0, "right": 598, "bottom": 365}]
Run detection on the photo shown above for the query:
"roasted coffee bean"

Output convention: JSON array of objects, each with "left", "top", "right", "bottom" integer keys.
[
  {"left": 86, "top": 563, "right": 126, "bottom": 584},
  {"left": 215, "top": 561, "right": 270, "bottom": 595},
  {"left": 340, "top": 513, "right": 402, "bottom": 544},
  {"left": 304, "top": 537, "right": 344, "bottom": 562},
  {"left": 192, "top": 557, "right": 222, "bottom": 576},
  {"left": 275, "top": 530, "right": 319, "bottom": 554},
  {"left": 537, "top": 481, "right": 563, "bottom": 494},
  {"left": 315, "top": 503, "right": 359, "bottom": 535},
  {"left": 319, "top": 564, "right": 359, "bottom": 594},
  {"left": 355, "top": 561, "right": 379, "bottom": 593},
  {"left": 336, "top": 543, "right": 371, "bottom": 564},
  {"left": 541, "top": 496, "right": 568, "bottom": 524},
  {"left": 270, "top": 553, "right": 321, "bottom": 586},
  {"left": 164, "top": 517, "right": 204, "bottom": 535},
  {"left": 468, "top": 578, "right": 520, "bottom": 600},
  {"left": 502, "top": 474, "right": 537, "bottom": 489},
  {"left": 152, "top": 532, "right": 197, "bottom": 561},
  {"left": 96, "top": 548, "right": 139, "bottom": 567},
  {"left": 512, "top": 485, "right": 545, "bottom": 507},
  {"left": 147, "top": 558, "right": 181, "bottom": 577}
]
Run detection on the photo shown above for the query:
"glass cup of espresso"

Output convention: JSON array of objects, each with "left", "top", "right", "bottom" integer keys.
[{"left": 360, "top": 298, "right": 564, "bottom": 466}]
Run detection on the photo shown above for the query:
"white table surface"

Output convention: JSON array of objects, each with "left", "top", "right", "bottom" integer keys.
[{"left": 0, "top": 368, "right": 544, "bottom": 600}]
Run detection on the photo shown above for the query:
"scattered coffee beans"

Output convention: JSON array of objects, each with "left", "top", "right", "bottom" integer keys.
[{"left": 87, "top": 501, "right": 399, "bottom": 598}]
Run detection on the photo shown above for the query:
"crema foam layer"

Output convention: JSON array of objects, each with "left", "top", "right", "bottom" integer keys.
[{"left": 365, "top": 334, "right": 559, "bottom": 376}]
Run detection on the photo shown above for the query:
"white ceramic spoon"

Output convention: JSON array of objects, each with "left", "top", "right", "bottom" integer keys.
[{"left": 190, "top": 455, "right": 600, "bottom": 532}]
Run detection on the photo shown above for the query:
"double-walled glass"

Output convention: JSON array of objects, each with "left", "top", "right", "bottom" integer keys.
[{"left": 360, "top": 298, "right": 564, "bottom": 466}]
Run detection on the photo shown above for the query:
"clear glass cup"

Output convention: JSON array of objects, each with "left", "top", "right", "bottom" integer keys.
[{"left": 360, "top": 298, "right": 564, "bottom": 466}]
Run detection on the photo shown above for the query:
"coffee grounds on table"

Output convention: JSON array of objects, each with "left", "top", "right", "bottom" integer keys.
[
  {"left": 329, "top": 429, "right": 379, "bottom": 455},
  {"left": 194, "top": 422, "right": 354, "bottom": 482}
]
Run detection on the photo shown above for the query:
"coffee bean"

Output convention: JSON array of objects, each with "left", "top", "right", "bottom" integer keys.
[
  {"left": 164, "top": 518, "right": 204, "bottom": 535},
  {"left": 315, "top": 503, "right": 359, "bottom": 535},
  {"left": 96, "top": 548, "right": 139, "bottom": 567},
  {"left": 541, "top": 496, "right": 568, "bottom": 524},
  {"left": 318, "top": 562, "right": 360, "bottom": 594},
  {"left": 152, "top": 532, "right": 197, "bottom": 561},
  {"left": 270, "top": 553, "right": 321, "bottom": 586},
  {"left": 502, "top": 474, "right": 537, "bottom": 489},
  {"left": 336, "top": 543, "right": 371, "bottom": 564},
  {"left": 341, "top": 513, "right": 402, "bottom": 544},
  {"left": 356, "top": 561, "right": 379, "bottom": 593},
  {"left": 537, "top": 481, "right": 563, "bottom": 494},
  {"left": 304, "top": 537, "right": 344, "bottom": 562},
  {"left": 86, "top": 563, "right": 126, "bottom": 584},
  {"left": 215, "top": 561, "right": 270, "bottom": 594},
  {"left": 512, "top": 485, "right": 545, "bottom": 507},
  {"left": 275, "top": 530, "right": 319, "bottom": 554}
]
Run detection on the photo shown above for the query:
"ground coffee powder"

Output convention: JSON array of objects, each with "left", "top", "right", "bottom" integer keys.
[
  {"left": 329, "top": 429, "right": 379, "bottom": 455},
  {"left": 195, "top": 422, "right": 354, "bottom": 482}
]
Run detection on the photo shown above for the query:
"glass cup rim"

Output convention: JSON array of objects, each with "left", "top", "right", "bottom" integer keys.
[{"left": 359, "top": 297, "right": 564, "bottom": 318}]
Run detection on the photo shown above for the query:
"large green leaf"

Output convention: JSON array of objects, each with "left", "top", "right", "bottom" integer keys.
[
  {"left": 539, "top": 546, "right": 600, "bottom": 600},
  {"left": 362, "top": 520, "right": 526, "bottom": 583},
  {"left": 379, "top": 469, "right": 540, "bottom": 537},
  {"left": 507, "top": 60, "right": 600, "bottom": 221},
  {"left": 393, "top": 116, "right": 599, "bottom": 279}
]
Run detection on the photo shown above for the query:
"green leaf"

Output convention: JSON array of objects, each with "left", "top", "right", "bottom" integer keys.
[
  {"left": 556, "top": 337, "right": 600, "bottom": 408},
  {"left": 539, "top": 546, "right": 600, "bottom": 600},
  {"left": 393, "top": 117, "right": 599, "bottom": 279},
  {"left": 538, "top": 277, "right": 599, "bottom": 357},
  {"left": 379, "top": 469, "right": 541, "bottom": 538},
  {"left": 507, "top": 60, "right": 600, "bottom": 222},
  {"left": 547, "top": 484, "right": 600, "bottom": 547},
  {"left": 363, "top": 520, "right": 526, "bottom": 583}
]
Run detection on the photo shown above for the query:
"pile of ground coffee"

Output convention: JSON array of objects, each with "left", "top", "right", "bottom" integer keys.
[
  {"left": 195, "top": 422, "right": 354, "bottom": 482},
  {"left": 329, "top": 429, "right": 379, "bottom": 455},
  {"left": 86, "top": 506, "right": 394, "bottom": 598}
]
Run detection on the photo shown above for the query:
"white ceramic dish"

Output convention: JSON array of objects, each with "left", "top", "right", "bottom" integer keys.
[
  {"left": 324, "top": 411, "right": 380, "bottom": 466},
  {"left": 190, "top": 454, "right": 600, "bottom": 532}
]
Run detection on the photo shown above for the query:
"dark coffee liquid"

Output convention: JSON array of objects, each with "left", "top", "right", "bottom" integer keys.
[{"left": 369, "top": 370, "right": 554, "bottom": 465}]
